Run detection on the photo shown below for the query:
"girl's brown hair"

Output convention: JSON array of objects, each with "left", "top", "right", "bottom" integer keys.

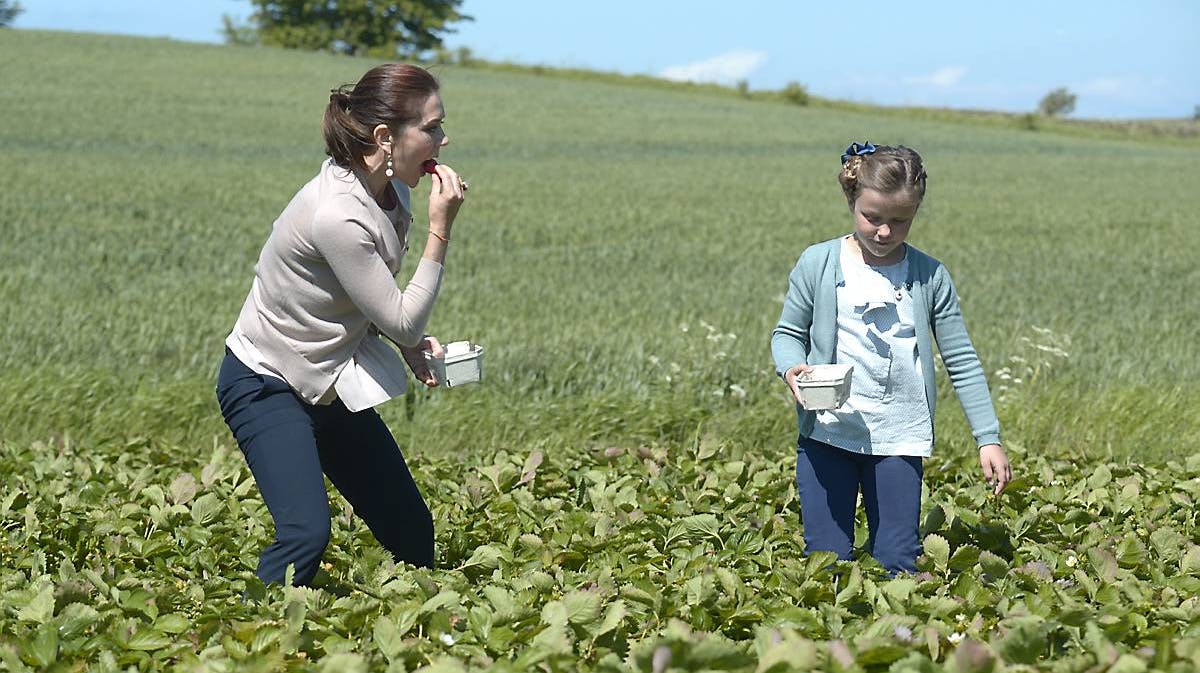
[
  {"left": 838, "top": 145, "right": 928, "bottom": 206},
  {"left": 322, "top": 64, "right": 440, "bottom": 168}
]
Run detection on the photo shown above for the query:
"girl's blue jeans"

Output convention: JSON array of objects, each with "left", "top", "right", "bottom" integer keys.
[
  {"left": 216, "top": 349, "right": 433, "bottom": 586},
  {"left": 795, "top": 435, "right": 923, "bottom": 574}
]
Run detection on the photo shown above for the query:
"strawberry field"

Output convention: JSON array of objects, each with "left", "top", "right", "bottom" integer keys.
[
  {"left": 4, "top": 436, "right": 1200, "bottom": 671},
  {"left": 2, "top": 31, "right": 1199, "bottom": 671}
]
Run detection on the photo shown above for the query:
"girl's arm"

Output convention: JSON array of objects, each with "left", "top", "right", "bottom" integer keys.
[
  {"left": 772, "top": 256, "right": 816, "bottom": 402},
  {"left": 930, "top": 266, "right": 1010, "bottom": 493},
  {"left": 929, "top": 266, "right": 1000, "bottom": 446}
]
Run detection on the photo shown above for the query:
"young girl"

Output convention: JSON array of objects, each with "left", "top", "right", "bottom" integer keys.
[{"left": 770, "top": 142, "right": 1011, "bottom": 574}]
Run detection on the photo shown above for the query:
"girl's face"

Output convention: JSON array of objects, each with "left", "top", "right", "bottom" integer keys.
[
  {"left": 850, "top": 187, "right": 922, "bottom": 264},
  {"left": 391, "top": 93, "right": 449, "bottom": 188}
]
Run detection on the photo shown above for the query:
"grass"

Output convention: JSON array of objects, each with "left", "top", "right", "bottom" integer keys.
[
  {"left": 2, "top": 30, "right": 1197, "bottom": 460},
  {"left": 455, "top": 55, "right": 1200, "bottom": 147}
]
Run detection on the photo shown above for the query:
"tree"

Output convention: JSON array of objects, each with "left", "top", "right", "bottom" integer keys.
[
  {"left": 0, "top": 0, "right": 24, "bottom": 27},
  {"left": 225, "top": 0, "right": 470, "bottom": 57},
  {"left": 1038, "top": 87, "right": 1077, "bottom": 117},
  {"left": 782, "top": 81, "right": 809, "bottom": 106}
]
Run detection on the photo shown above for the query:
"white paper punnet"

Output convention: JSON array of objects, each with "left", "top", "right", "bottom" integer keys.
[
  {"left": 423, "top": 341, "right": 484, "bottom": 388},
  {"left": 794, "top": 363, "right": 853, "bottom": 410}
]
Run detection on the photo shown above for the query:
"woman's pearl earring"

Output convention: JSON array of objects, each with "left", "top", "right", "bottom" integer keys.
[{"left": 385, "top": 152, "right": 394, "bottom": 178}]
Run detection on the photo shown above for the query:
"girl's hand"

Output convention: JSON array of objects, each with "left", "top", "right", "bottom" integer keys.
[
  {"left": 428, "top": 163, "right": 466, "bottom": 237},
  {"left": 783, "top": 364, "right": 814, "bottom": 407},
  {"left": 401, "top": 336, "right": 445, "bottom": 388},
  {"left": 979, "top": 444, "right": 1012, "bottom": 496}
]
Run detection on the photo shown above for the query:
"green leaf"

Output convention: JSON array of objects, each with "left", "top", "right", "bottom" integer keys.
[
  {"left": 20, "top": 623, "right": 58, "bottom": 668},
  {"left": 978, "top": 550, "right": 1009, "bottom": 578},
  {"left": 716, "top": 567, "right": 743, "bottom": 600},
  {"left": 835, "top": 565, "right": 863, "bottom": 605},
  {"left": 482, "top": 585, "right": 517, "bottom": 621},
  {"left": 189, "top": 493, "right": 222, "bottom": 525},
  {"left": 57, "top": 603, "right": 101, "bottom": 640},
  {"left": 1108, "top": 654, "right": 1149, "bottom": 673},
  {"left": 419, "top": 589, "right": 461, "bottom": 615},
  {"left": 756, "top": 637, "right": 818, "bottom": 672},
  {"left": 949, "top": 544, "right": 982, "bottom": 571},
  {"left": 518, "top": 450, "right": 544, "bottom": 486},
  {"left": 951, "top": 638, "right": 997, "bottom": 673},
  {"left": 459, "top": 544, "right": 506, "bottom": 576},
  {"left": 853, "top": 638, "right": 908, "bottom": 666},
  {"left": 1180, "top": 546, "right": 1200, "bottom": 575},
  {"left": 1150, "top": 526, "right": 1186, "bottom": 562},
  {"left": 993, "top": 618, "right": 1046, "bottom": 664},
  {"left": 154, "top": 613, "right": 190, "bottom": 634},
  {"left": 696, "top": 433, "right": 721, "bottom": 461},
  {"left": 686, "top": 635, "right": 753, "bottom": 668},
  {"left": 1087, "top": 464, "right": 1112, "bottom": 488},
  {"left": 394, "top": 604, "right": 422, "bottom": 638},
  {"left": 373, "top": 615, "right": 404, "bottom": 661},
  {"left": 318, "top": 653, "right": 368, "bottom": 673},
  {"left": 921, "top": 503, "right": 946, "bottom": 535},
  {"left": 541, "top": 600, "right": 568, "bottom": 628},
  {"left": 467, "top": 605, "right": 493, "bottom": 641},
  {"left": 414, "top": 656, "right": 469, "bottom": 673},
  {"left": 880, "top": 577, "right": 916, "bottom": 605},
  {"left": 924, "top": 534, "right": 950, "bottom": 570},
  {"left": 120, "top": 589, "right": 159, "bottom": 621},
  {"left": 169, "top": 472, "right": 197, "bottom": 505},
  {"left": 140, "top": 485, "right": 166, "bottom": 507},
  {"left": 529, "top": 622, "right": 572, "bottom": 655},
  {"left": 670, "top": 513, "right": 723, "bottom": 548},
  {"left": 561, "top": 590, "right": 602, "bottom": 625},
  {"left": 16, "top": 583, "right": 55, "bottom": 624},
  {"left": 804, "top": 551, "right": 839, "bottom": 578},
  {"left": 590, "top": 599, "right": 626, "bottom": 639},
  {"left": 250, "top": 625, "right": 283, "bottom": 653},
  {"left": 0, "top": 644, "right": 32, "bottom": 673},
  {"left": 1087, "top": 547, "right": 1119, "bottom": 583},
  {"left": 126, "top": 628, "right": 171, "bottom": 651}
]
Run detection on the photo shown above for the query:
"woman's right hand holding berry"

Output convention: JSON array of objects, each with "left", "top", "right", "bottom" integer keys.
[{"left": 428, "top": 163, "right": 465, "bottom": 240}]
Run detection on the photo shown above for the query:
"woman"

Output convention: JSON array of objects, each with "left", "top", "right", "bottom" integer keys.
[{"left": 216, "top": 63, "right": 467, "bottom": 586}]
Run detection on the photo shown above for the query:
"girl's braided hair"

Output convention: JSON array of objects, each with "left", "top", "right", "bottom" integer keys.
[{"left": 838, "top": 144, "right": 928, "bottom": 206}]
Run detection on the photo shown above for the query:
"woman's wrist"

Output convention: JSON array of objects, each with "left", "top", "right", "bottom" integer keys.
[{"left": 429, "top": 217, "right": 452, "bottom": 242}]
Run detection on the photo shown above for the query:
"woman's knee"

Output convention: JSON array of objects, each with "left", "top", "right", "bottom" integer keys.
[
  {"left": 280, "top": 518, "right": 332, "bottom": 560},
  {"left": 371, "top": 504, "right": 434, "bottom": 567}
]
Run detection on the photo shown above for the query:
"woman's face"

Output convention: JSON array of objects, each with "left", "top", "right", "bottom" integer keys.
[
  {"left": 392, "top": 93, "right": 449, "bottom": 188},
  {"left": 851, "top": 187, "right": 921, "bottom": 264}
]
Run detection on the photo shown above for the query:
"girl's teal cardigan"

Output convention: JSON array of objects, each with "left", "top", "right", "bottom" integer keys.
[{"left": 771, "top": 237, "right": 1002, "bottom": 448}]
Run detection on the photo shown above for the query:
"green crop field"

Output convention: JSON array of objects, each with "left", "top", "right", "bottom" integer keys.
[{"left": 1, "top": 30, "right": 1198, "bottom": 672}]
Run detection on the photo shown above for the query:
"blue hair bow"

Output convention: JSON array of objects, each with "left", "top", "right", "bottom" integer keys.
[{"left": 841, "top": 141, "right": 876, "bottom": 164}]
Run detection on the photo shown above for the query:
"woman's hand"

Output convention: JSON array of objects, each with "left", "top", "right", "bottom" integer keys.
[
  {"left": 979, "top": 444, "right": 1012, "bottom": 496},
  {"left": 783, "top": 363, "right": 814, "bottom": 407},
  {"left": 428, "top": 163, "right": 466, "bottom": 239},
  {"left": 401, "top": 336, "right": 445, "bottom": 388}
]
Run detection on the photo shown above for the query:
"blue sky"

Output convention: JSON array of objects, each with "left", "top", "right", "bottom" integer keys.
[{"left": 14, "top": 1, "right": 1200, "bottom": 119}]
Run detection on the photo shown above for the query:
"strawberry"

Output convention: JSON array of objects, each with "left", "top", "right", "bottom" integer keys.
[{"left": 421, "top": 159, "right": 439, "bottom": 175}]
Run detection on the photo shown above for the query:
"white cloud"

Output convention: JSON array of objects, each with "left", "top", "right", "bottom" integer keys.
[
  {"left": 660, "top": 50, "right": 768, "bottom": 85},
  {"left": 1078, "top": 77, "right": 1128, "bottom": 96},
  {"left": 903, "top": 66, "right": 968, "bottom": 88}
]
